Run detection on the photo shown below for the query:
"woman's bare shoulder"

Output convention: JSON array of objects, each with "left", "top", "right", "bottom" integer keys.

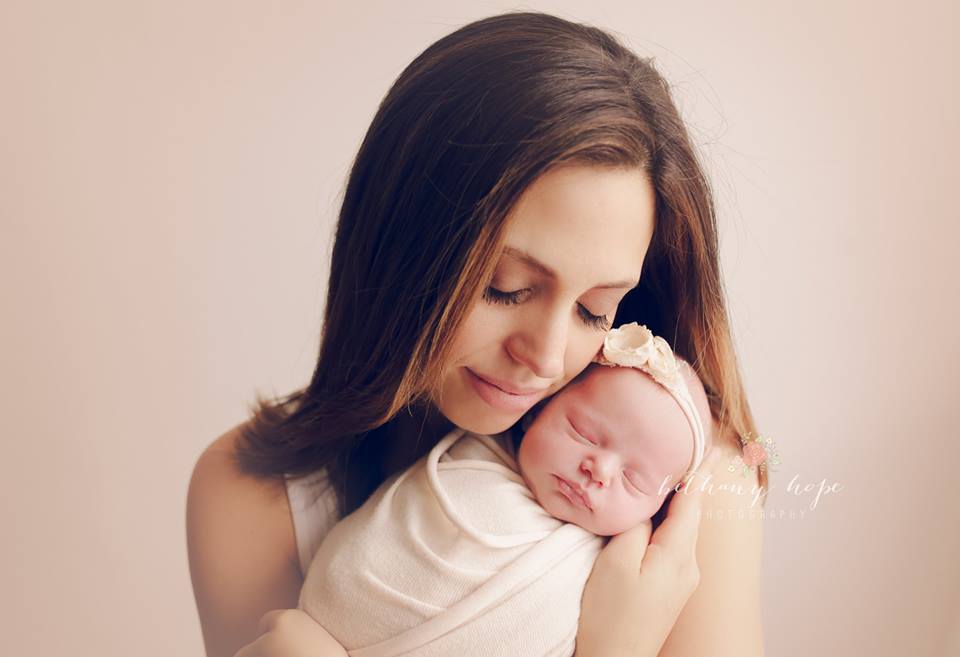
[{"left": 186, "top": 421, "right": 303, "bottom": 657}]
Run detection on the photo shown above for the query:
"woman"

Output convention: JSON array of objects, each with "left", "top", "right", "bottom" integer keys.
[{"left": 187, "top": 11, "right": 766, "bottom": 657}]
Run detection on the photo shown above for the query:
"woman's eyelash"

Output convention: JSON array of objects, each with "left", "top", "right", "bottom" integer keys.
[
  {"left": 482, "top": 286, "right": 611, "bottom": 330},
  {"left": 482, "top": 286, "right": 527, "bottom": 305}
]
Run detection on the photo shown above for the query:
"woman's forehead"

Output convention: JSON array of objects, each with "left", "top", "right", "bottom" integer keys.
[
  {"left": 499, "top": 245, "right": 639, "bottom": 290},
  {"left": 499, "top": 165, "right": 654, "bottom": 286}
]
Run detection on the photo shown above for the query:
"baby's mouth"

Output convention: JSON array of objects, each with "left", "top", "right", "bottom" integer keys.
[{"left": 555, "top": 475, "right": 592, "bottom": 510}]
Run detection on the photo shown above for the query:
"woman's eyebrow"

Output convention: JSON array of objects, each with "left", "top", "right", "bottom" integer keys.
[{"left": 502, "top": 246, "right": 639, "bottom": 290}]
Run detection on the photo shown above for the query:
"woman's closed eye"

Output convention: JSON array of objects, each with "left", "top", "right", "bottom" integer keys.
[{"left": 482, "top": 285, "right": 611, "bottom": 330}]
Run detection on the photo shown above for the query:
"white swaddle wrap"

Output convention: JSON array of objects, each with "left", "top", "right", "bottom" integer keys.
[{"left": 298, "top": 427, "right": 607, "bottom": 657}]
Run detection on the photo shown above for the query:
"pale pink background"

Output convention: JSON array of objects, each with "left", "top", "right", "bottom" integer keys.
[{"left": 2, "top": 2, "right": 958, "bottom": 656}]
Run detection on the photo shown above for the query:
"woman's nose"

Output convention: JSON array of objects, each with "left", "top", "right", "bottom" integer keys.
[{"left": 505, "top": 308, "right": 567, "bottom": 380}]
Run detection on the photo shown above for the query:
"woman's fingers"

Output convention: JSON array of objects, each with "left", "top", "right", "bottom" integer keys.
[
  {"left": 638, "top": 448, "right": 722, "bottom": 595},
  {"left": 257, "top": 608, "right": 286, "bottom": 635},
  {"left": 232, "top": 636, "right": 264, "bottom": 657},
  {"left": 649, "top": 447, "right": 722, "bottom": 557},
  {"left": 233, "top": 609, "right": 295, "bottom": 657},
  {"left": 597, "top": 518, "right": 653, "bottom": 572},
  {"left": 231, "top": 610, "right": 287, "bottom": 657}
]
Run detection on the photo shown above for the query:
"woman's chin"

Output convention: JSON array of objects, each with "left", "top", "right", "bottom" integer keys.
[
  {"left": 441, "top": 404, "right": 519, "bottom": 437},
  {"left": 461, "top": 414, "right": 519, "bottom": 436}
]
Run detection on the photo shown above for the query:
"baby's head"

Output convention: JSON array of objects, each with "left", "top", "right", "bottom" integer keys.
[{"left": 517, "top": 360, "right": 709, "bottom": 536}]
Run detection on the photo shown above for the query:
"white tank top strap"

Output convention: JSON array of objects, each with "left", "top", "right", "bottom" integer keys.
[{"left": 284, "top": 468, "right": 341, "bottom": 578}]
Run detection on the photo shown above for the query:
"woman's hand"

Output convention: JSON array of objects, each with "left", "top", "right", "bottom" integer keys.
[
  {"left": 575, "top": 448, "right": 722, "bottom": 657},
  {"left": 232, "top": 608, "right": 348, "bottom": 657}
]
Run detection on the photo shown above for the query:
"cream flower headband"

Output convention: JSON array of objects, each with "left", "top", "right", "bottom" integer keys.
[{"left": 591, "top": 322, "right": 707, "bottom": 483}]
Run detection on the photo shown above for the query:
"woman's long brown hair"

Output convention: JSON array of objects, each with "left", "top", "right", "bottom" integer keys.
[{"left": 233, "top": 11, "right": 769, "bottom": 519}]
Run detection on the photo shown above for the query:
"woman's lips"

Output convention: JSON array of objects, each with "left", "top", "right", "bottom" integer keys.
[
  {"left": 555, "top": 475, "right": 591, "bottom": 511},
  {"left": 470, "top": 370, "right": 548, "bottom": 395},
  {"left": 464, "top": 368, "right": 545, "bottom": 413}
]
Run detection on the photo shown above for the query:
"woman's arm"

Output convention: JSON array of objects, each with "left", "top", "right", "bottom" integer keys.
[
  {"left": 656, "top": 421, "right": 765, "bottom": 657},
  {"left": 186, "top": 422, "right": 306, "bottom": 657}
]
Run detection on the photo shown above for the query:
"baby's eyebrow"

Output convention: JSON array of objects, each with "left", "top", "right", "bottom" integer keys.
[{"left": 502, "top": 246, "right": 638, "bottom": 290}]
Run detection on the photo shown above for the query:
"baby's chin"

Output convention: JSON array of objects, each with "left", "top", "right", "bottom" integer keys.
[
  {"left": 543, "top": 499, "right": 651, "bottom": 537},
  {"left": 581, "top": 518, "right": 638, "bottom": 537}
]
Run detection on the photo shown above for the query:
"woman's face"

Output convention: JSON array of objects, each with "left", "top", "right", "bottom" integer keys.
[
  {"left": 516, "top": 366, "right": 693, "bottom": 536},
  {"left": 435, "top": 164, "right": 656, "bottom": 436}
]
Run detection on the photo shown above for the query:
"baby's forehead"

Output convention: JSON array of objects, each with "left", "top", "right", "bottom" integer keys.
[
  {"left": 577, "top": 364, "right": 669, "bottom": 408},
  {"left": 569, "top": 366, "right": 692, "bottom": 466}
]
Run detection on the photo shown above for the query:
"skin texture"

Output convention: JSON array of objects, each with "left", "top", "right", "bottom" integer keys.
[
  {"left": 434, "top": 164, "right": 656, "bottom": 436},
  {"left": 518, "top": 364, "right": 694, "bottom": 536}
]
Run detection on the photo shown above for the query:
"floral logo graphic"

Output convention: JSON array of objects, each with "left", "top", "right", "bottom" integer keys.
[{"left": 728, "top": 431, "right": 780, "bottom": 477}]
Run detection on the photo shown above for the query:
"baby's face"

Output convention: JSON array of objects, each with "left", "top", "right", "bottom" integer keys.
[{"left": 517, "top": 366, "right": 692, "bottom": 536}]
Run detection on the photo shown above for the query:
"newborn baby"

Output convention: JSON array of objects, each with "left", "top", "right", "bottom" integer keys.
[
  {"left": 298, "top": 323, "right": 711, "bottom": 657},
  {"left": 517, "top": 359, "right": 705, "bottom": 536}
]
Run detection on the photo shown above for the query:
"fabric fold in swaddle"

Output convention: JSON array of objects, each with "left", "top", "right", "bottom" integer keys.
[{"left": 298, "top": 428, "right": 607, "bottom": 657}]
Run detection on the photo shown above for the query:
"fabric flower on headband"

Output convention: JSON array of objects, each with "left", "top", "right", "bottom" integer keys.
[{"left": 592, "top": 322, "right": 682, "bottom": 390}]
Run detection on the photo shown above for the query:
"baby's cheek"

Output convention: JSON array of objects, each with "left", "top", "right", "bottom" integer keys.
[
  {"left": 650, "top": 495, "right": 669, "bottom": 518},
  {"left": 520, "top": 430, "right": 553, "bottom": 469},
  {"left": 626, "top": 495, "right": 663, "bottom": 526}
]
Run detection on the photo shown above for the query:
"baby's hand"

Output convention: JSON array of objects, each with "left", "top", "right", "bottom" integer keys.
[{"left": 232, "top": 608, "right": 348, "bottom": 657}]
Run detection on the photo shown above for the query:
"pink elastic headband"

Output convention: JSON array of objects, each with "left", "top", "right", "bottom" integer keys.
[{"left": 591, "top": 322, "right": 707, "bottom": 482}]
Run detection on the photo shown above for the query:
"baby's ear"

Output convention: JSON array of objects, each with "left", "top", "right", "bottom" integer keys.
[{"left": 676, "top": 357, "right": 714, "bottom": 452}]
